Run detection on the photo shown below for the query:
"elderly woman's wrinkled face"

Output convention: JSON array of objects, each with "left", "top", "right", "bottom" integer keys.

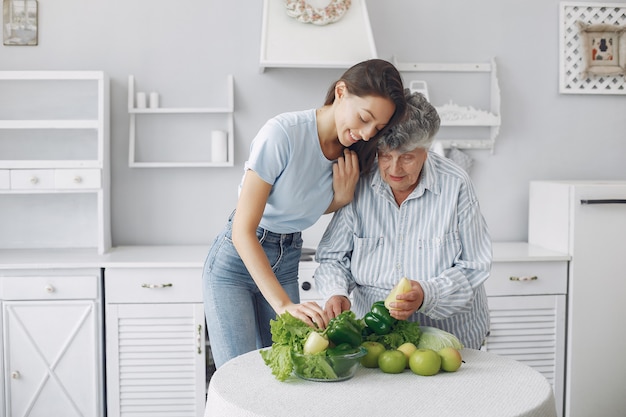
[{"left": 377, "top": 147, "right": 428, "bottom": 201}]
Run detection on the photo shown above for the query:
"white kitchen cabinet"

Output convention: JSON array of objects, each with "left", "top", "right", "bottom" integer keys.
[
  {"left": 484, "top": 244, "right": 569, "bottom": 417},
  {"left": 0, "top": 71, "right": 110, "bottom": 253},
  {"left": 105, "top": 267, "right": 206, "bottom": 417},
  {"left": 0, "top": 270, "right": 104, "bottom": 417},
  {"left": 529, "top": 180, "right": 626, "bottom": 417}
]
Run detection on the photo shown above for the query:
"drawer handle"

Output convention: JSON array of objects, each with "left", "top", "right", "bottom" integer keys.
[
  {"left": 73, "top": 175, "right": 83, "bottom": 184},
  {"left": 45, "top": 284, "right": 56, "bottom": 293},
  {"left": 30, "top": 176, "right": 39, "bottom": 184},
  {"left": 141, "top": 283, "right": 173, "bottom": 289},
  {"left": 509, "top": 276, "right": 538, "bottom": 281},
  {"left": 11, "top": 371, "right": 20, "bottom": 379}
]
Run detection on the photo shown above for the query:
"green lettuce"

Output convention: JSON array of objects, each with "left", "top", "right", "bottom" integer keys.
[{"left": 260, "top": 312, "right": 318, "bottom": 381}]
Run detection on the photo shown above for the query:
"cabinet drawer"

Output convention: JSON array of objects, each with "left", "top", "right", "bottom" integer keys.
[
  {"left": 485, "top": 261, "right": 567, "bottom": 296},
  {"left": 1, "top": 275, "right": 99, "bottom": 300},
  {"left": 105, "top": 268, "right": 202, "bottom": 303},
  {"left": 0, "top": 169, "right": 9, "bottom": 189},
  {"left": 10, "top": 169, "right": 55, "bottom": 189},
  {"left": 55, "top": 169, "right": 101, "bottom": 189}
]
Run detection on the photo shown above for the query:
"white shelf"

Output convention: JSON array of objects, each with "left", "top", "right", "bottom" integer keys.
[
  {"left": 0, "top": 120, "right": 100, "bottom": 129},
  {"left": 0, "top": 70, "right": 111, "bottom": 254},
  {"left": 127, "top": 74, "right": 235, "bottom": 168},
  {"left": 259, "top": 0, "right": 377, "bottom": 71},
  {"left": 394, "top": 58, "right": 501, "bottom": 152}
]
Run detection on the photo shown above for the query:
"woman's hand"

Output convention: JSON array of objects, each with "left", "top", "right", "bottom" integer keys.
[
  {"left": 283, "top": 301, "right": 331, "bottom": 329},
  {"left": 326, "top": 149, "right": 360, "bottom": 213}
]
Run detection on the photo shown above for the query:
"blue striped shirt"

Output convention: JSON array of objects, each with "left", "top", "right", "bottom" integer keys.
[{"left": 314, "top": 152, "right": 491, "bottom": 349}]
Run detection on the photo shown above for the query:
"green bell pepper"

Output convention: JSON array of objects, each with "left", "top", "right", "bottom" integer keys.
[
  {"left": 363, "top": 301, "right": 397, "bottom": 335},
  {"left": 325, "top": 311, "right": 364, "bottom": 348}
]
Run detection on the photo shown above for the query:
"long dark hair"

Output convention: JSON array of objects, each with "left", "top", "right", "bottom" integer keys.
[{"left": 324, "top": 59, "right": 407, "bottom": 174}]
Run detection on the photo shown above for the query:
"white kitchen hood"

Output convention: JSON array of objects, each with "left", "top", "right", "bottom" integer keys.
[{"left": 259, "top": 0, "right": 378, "bottom": 72}]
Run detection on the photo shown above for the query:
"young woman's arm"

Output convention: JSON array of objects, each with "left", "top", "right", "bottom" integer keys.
[{"left": 232, "top": 170, "right": 329, "bottom": 328}]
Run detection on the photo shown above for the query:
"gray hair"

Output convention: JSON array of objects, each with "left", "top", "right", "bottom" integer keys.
[{"left": 377, "top": 89, "right": 440, "bottom": 153}]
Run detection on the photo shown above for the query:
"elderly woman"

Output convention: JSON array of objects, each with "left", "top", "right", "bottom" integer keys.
[{"left": 314, "top": 90, "right": 492, "bottom": 349}]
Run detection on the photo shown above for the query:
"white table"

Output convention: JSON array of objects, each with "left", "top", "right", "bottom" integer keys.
[{"left": 204, "top": 348, "right": 558, "bottom": 417}]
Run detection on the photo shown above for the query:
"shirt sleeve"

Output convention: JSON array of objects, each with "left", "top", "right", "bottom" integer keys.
[
  {"left": 418, "top": 184, "right": 492, "bottom": 320},
  {"left": 245, "top": 118, "right": 290, "bottom": 185},
  {"left": 314, "top": 206, "right": 358, "bottom": 303}
]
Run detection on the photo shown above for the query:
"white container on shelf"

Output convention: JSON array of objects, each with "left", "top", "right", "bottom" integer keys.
[
  {"left": 136, "top": 92, "right": 146, "bottom": 108},
  {"left": 211, "top": 130, "right": 228, "bottom": 163},
  {"left": 149, "top": 92, "right": 159, "bottom": 108}
]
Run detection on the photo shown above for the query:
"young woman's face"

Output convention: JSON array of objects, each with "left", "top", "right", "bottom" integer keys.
[{"left": 334, "top": 83, "right": 395, "bottom": 148}]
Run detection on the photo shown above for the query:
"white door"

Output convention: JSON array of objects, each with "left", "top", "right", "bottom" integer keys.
[
  {"left": 3, "top": 300, "right": 101, "bottom": 417},
  {"left": 106, "top": 303, "right": 206, "bottom": 417}
]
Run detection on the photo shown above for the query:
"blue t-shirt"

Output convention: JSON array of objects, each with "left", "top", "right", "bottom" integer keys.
[{"left": 241, "top": 109, "right": 335, "bottom": 233}]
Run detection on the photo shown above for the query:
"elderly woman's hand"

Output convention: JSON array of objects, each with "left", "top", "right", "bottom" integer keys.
[{"left": 387, "top": 280, "right": 424, "bottom": 320}]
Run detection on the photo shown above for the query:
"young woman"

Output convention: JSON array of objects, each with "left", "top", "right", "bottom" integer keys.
[{"left": 202, "top": 59, "right": 407, "bottom": 368}]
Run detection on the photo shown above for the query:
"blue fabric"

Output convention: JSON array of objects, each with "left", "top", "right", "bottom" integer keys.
[{"left": 242, "top": 109, "right": 335, "bottom": 233}]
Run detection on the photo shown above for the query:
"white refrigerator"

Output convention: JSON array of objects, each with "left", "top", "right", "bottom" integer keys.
[{"left": 528, "top": 181, "right": 626, "bottom": 417}]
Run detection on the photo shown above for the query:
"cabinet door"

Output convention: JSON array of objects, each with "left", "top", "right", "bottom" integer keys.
[
  {"left": 484, "top": 295, "right": 566, "bottom": 417},
  {"left": 106, "top": 303, "right": 206, "bottom": 417},
  {"left": 3, "top": 300, "right": 102, "bottom": 417}
]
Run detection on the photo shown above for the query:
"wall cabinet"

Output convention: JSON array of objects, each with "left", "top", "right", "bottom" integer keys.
[
  {"left": 0, "top": 269, "right": 104, "bottom": 417},
  {"left": 0, "top": 71, "right": 110, "bottom": 254},
  {"left": 104, "top": 266, "right": 206, "bottom": 417}
]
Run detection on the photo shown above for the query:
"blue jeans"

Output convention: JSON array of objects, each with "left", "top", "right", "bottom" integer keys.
[{"left": 202, "top": 214, "right": 302, "bottom": 368}]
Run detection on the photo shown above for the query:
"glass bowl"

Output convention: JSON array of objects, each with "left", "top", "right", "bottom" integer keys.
[{"left": 291, "top": 346, "right": 367, "bottom": 382}]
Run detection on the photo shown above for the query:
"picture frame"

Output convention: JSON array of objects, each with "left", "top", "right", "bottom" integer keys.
[
  {"left": 3, "top": 0, "right": 38, "bottom": 46},
  {"left": 577, "top": 21, "right": 626, "bottom": 77},
  {"left": 559, "top": 2, "right": 626, "bottom": 95}
]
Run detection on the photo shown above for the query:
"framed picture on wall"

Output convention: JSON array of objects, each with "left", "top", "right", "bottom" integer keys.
[
  {"left": 3, "top": 0, "right": 38, "bottom": 46},
  {"left": 577, "top": 21, "right": 626, "bottom": 77},
  {"left": 559, "top": 2, "right": 626, "bottom": 95}
]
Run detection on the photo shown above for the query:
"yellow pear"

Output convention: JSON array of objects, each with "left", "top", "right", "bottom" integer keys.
[{"left": 384, "top": 277, "right": 412, "bottom": 310}]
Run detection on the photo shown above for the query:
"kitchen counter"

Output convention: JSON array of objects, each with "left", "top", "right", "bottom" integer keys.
[{"left": 0, "top": 241, "right": 569, "bottom": 269}]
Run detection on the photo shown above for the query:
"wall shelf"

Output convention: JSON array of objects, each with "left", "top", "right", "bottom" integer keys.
[
  {"left": 394, "top": 58, "right": 501, "bottom": 152},
  {"left": 127, "top": 75, "right": 234, "bottom": 168},
  {"left": 0, "top": 70, "right": 111, "bottom": 253}
]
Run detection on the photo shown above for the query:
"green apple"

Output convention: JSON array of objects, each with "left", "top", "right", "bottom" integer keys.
[
  {"left": 360, "top": 341, "right": 386, "bottom": 368},
  {"left": 409, "top": 348, "right": 441, "bottom": 376},
  {"left": 438, "top": 346, "right": 462, "bottom": 372},
  {"left": 378, "top": 349, "right": 407, "bottom": 374},
  {"left": 397, "top": 342, "right": 418, "bottom": 368}
]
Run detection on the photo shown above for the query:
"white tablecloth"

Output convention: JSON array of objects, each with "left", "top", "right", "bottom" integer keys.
[{"left": 205, "top": 348, "right": 558, "bottom": 417}]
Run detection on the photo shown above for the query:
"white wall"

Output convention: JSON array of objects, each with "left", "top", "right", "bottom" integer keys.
[{"left": 2, "top": 0, "right": 624, "bottom": 248}]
